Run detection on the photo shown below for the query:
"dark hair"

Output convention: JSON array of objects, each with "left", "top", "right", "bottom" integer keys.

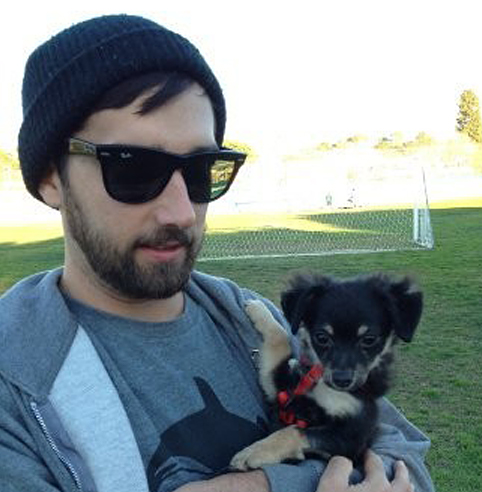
[
  {"left": 55, "top": 71, "right": 197, "bottom": 181},
  {"left": 95, "top": 71, "right": 194, "bottom": 113},
  {"left": 75, "top": 71, "right": 196, "bottom": 130}
]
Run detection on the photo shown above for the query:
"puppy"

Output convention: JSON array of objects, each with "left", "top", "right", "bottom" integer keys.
[{"left": 231, "top": 273, "right": 423, "bottom": 470}]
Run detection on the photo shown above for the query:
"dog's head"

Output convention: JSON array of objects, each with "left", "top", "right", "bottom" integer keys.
[{"left": 281, "top": 273, "right": 423, "bottom": 392}]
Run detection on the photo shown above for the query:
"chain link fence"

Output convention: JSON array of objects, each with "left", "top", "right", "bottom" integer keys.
[{"left": 199, "top": 151, "right": 434, "bottom": 261}]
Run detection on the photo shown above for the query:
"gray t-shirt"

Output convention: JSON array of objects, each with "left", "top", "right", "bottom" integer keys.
[{"left": 65, "top": 293, "right": 270, "bottom": 492}]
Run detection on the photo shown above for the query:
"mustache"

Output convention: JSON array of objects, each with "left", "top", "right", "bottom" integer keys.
[{"left": 133, "top": 225, "right": 194, "bottom": 249}]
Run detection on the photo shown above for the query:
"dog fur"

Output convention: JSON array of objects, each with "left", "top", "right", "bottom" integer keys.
[{"left": 230, "top": 273, "right": 423, "bottom": 470}]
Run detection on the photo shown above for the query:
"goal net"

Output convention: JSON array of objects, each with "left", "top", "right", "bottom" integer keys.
[{"left": 199, "top": 148, "right": 434, "bottom": 261}]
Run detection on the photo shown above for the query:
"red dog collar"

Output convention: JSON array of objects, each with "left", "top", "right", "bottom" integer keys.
[{"left": 277, "top": 364, "right": 324, "bottom": 428}]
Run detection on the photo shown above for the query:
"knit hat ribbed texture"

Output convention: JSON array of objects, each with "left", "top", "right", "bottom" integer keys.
[{"left": 18, "top": 14, "right": 226, "bottom": 201}]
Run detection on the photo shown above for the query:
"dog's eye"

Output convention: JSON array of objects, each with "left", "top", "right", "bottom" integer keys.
[
  {"left": 313, "top": 333, "right": 332, "bottom": 348},
  {"left": 360, "top": 335, "right": 379, "bottom": 348}
]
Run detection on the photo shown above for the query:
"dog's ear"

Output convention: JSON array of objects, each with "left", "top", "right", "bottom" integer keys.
[
  {"left": 281, "top": 275, "right": 331, "bottom": 334},
  {"left": 388, "top": 277, "right": 423, "bottom": 342}
]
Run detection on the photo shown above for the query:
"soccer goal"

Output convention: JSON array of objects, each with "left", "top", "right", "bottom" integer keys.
[{"left": 199, "top": 149, "right": 434, "bottom": 261}]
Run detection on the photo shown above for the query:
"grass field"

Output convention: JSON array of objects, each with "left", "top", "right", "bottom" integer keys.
[{"left": 1, "top": 198, "right": 481, "bottom": 491}]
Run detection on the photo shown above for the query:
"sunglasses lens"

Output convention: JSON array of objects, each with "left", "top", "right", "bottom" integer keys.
[
  {"left": 97, "top": 147, "right": 241, "bottom": 204},
  {"left": 210, "top": 160, "right": 237, "bottom": 200},
  {"left": 100, "top": 148, "right": 173, "bottom": 204},
  {"left": 184, "top": 158, "right": 237, "bottom": 203}
]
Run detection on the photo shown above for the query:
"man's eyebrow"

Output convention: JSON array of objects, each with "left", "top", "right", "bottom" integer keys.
[
  {"left": 189, "top": 144, "right": 219, "bottom": 153},
  {"left": 151, "top": 144, "right": 219, "bottom": 154}
]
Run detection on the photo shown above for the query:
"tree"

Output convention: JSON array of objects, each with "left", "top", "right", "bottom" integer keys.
[
  {"left": 0, "top": 149, "right": 19, "bottom": 170},
  {"left": 223, "top": 139, "right": 257, "bottom": 161},
  {"left": 413, "top": 131, "right": 433, "bottom": 146},
  {"left": 456, "top": 89, "right": 482, "bottom": 143}
]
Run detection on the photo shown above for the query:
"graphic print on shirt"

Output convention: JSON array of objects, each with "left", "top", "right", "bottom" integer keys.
[{"left": 147, "top": 377, "right": 268, "bottom": 492}]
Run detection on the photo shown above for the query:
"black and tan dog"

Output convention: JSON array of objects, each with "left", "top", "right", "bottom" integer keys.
[{"left": 231, "top": 273, "right": 423, "bottom": 470}]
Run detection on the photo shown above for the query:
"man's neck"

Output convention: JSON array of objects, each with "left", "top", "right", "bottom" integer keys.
[{"left": 59, "top": 266, "right": 185, "bottom": 323}]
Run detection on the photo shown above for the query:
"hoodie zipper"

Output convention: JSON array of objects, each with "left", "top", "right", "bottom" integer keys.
[{"left": 30, "top": 401, "right": 83, "bottom": 491}]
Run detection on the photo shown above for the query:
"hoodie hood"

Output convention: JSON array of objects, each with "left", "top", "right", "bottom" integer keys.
[{"left": 0, "top": 269, "right": 78, "bottom": 399}]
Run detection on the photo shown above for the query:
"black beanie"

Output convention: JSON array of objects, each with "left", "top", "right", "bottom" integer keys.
[{"left": 18, "top": 14, "right": 226, "bottom": 201}]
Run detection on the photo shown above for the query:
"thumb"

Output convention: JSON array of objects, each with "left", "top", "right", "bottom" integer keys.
[{"left": 316, "top": 456, "right": 353, "bottom": 491}]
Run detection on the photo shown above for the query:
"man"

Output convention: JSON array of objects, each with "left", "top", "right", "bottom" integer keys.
[{"left": 0, "top": 14, "right": 433, "bottom": 492}]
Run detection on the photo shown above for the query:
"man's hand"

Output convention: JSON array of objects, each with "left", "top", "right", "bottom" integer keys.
[
  {"left": 172, "top": 451, "right": 413, "bottom": 492},
  {"left": 173, "top": 470, "right": 269, "bottom": 492},
  {"left": 316, "top": 450, "right": 414, "bottom": 492}
]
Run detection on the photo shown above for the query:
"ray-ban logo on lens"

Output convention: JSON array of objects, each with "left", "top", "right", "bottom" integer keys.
[{"left": 120, "top": 151, "right": 133, "bottom": 159}]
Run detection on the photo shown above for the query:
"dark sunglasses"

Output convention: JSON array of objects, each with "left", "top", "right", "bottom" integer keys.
[{"left": 67, "top": 137, "right": 246, "bottom": 204}]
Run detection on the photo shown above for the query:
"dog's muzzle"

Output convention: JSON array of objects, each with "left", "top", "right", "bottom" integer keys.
[
  {"left": 331, "top": 370, "right": 356, "bottom": 389},
  {"left": 326, "top": 368, "right": 369, "bottom": 391}
]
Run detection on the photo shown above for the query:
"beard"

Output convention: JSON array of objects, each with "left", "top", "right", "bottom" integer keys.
[{"left": 63, "top": 190, "right": 204, "bottom": 300}]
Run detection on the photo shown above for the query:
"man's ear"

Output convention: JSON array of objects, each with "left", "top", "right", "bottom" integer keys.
[{"left": 38, "top": 165, "right": 63, "bottom": 209}]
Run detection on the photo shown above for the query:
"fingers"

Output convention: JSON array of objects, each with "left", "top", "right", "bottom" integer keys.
[
  {"left": 316, "top": 456, "right": 353, "bottom": 491},
  {"left": 364, "top": 450, "right": 390, "bottom": 487},
  {"left": 392, "top": 460, "right": 415, "bottom": 492},
  {"left": 393, "top": 461, "right": 409, "bottom": 482},
  {"left": 317, "top": 452, "right": 414, "bottom": 492},
  {"left": 367, "top": 452, "right": 414, "bottom": 492}
]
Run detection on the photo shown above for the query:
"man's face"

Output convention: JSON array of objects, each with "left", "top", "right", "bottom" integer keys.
[{"left": 58, "top": 83, "right": 215, "bottom": 300}]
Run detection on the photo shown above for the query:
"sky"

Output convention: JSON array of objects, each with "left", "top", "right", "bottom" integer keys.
[{"left": 1, "top": 0, "right": 481, "bottom": 152}]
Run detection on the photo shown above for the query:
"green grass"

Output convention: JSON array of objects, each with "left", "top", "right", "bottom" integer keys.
[{"left": 1, "top": 204, "right": 482, "bottom": 492}]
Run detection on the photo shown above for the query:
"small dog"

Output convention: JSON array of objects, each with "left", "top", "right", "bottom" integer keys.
[{"left": 231, "top": 272, "right": 423, "bottom": 470}]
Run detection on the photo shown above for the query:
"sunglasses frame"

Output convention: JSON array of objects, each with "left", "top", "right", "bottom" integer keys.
[{"left": 67, "top": 137, "right": 247, "bottom": 204}]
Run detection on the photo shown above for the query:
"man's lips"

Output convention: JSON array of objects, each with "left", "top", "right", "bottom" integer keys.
[{"left": 137, "top": 242, "right": 186, "bottom": 262}]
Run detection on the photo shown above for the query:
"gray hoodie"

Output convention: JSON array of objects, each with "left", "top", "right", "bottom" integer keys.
[{"left": 0, "top": 268, "right": 435, "bottom": 492}]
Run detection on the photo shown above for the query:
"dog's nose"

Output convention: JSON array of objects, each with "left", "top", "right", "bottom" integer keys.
[{"left": 331, "top": 370, "right": 355, "bottom": 389}]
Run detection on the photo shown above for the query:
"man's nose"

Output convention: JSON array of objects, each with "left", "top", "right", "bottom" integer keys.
[{"left": 152, "top": 170, "right": 197, "bottom": 228}]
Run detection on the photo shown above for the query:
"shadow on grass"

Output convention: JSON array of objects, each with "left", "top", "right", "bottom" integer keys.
[
  {"left": 202, "top": 207, "right": 424, "bottom": 259},
  {"left": 0, "top": 237, "right": 64, "bottom": 293}
]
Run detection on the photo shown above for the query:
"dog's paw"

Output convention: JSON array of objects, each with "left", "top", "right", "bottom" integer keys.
[
  {"left": 230, "top": 428, "right": 308, "bottom": 470},
  {"left": 245, "top": 300, "right": 279, "bottom": 335},
  {"left": 230, "top": 444, "right": 257, "bottom": 471},
  {"left": 230, "top": 440, "right": 281, "bottom": 471},
  {"left": 245, "top": 300, "right": 271, "bottom": 322}
]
